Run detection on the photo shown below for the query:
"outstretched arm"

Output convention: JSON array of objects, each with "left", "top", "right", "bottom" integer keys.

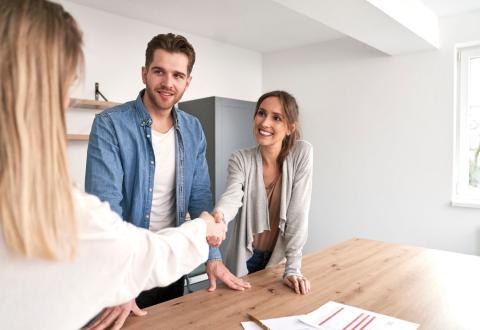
[
  {"left": 79, "top": 191, "right": 226, "bottom": 330},
  {"left": 207, "top": 151, "right": 252, "bottom": 292},
  {"left": 214, "top": 152, "right": 246, "bottom": 223}
]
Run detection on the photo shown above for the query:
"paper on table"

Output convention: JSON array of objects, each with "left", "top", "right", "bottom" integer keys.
[
  {"left": 241, "top": 301, "right": 418, "bottom": 330},
  {"left": 299, "top": 301, "right": 419, "bottom": 330}
]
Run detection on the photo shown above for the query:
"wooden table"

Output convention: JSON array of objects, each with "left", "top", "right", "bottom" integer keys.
[{"left": 123, "top": 238, "right": 480, "bottom": 329}]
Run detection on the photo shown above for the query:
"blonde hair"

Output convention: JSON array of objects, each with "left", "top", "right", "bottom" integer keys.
[{"left": 0, "top": 0, "right": 83, "bottom": 260}]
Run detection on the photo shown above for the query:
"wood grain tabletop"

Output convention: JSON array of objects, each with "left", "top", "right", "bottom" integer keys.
[{"left": 123, "top": 238, "right": 480, "bottom": 329}]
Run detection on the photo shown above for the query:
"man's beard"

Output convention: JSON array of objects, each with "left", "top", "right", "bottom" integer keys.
[{"left": 146, "top": 86, "right": 184, "bottom": 111}]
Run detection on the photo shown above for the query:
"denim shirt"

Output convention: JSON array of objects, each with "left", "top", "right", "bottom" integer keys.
[{"left": 85, "top": 90, "right": 221, "bottom": 259}]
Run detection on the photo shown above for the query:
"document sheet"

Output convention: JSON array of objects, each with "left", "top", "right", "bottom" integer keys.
[{"left": 241, "top": 301, "right": 419, "bottom": 330}]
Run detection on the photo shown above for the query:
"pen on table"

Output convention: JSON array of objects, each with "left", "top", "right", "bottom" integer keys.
[{"left": 246, "top": 313, "right": 271, "bottom": 330}]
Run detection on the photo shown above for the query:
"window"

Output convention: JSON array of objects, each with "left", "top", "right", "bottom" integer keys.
[{"left": 452, "top": 44, "right": 480, "bottom": 207}]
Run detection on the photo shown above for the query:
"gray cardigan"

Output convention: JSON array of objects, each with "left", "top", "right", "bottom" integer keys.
[{"left": 215, "top": 140, "right": 313, "bottom": 278}]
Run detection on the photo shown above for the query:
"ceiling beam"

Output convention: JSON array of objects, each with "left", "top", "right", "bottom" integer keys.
[{"left": 272, "top": 0, "right": 439, "bottom": 55}]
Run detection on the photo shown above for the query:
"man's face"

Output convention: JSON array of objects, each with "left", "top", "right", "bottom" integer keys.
[{"left": 142, "top": 49, "right": 192, "bottom": 112}]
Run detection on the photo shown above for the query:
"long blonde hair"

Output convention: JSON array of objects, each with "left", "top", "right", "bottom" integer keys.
[{"left": 0, "top": 0, "right": 83, "bottom": 260}]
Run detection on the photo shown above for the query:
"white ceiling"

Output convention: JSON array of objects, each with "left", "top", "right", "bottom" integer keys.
[
  {"left": 421, "top": 0, "right": 480, "bottom": 17},
  {"left": 66, "top": 0, "right": 480, "bottom": 53},
  {"left": 65, "top": 0, "right": 343, "bottom": 52}
]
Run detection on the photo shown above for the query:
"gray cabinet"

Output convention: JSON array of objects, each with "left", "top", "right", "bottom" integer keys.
[{"left": 179, "top": 96, "right": 256, "bottom": 201}]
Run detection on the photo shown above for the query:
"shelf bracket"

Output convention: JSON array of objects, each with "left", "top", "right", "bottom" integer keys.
[{"left": 95, "top": 82, "right": 109, "bottom": 102}]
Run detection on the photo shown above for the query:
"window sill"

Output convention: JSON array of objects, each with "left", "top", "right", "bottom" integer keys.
[{"left": 451, "top": 196, "right": 480, "bottom": 208}]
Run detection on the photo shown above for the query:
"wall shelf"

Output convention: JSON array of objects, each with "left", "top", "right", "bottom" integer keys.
[
  {"left": 67, "top": 134, "right": 90, "bottom": 141},
  {"left": 69, "top": 98, "right": 120, "bottom": 110},
  {"left": 67, "top": 98, "right": 119, "bottom": 141}
]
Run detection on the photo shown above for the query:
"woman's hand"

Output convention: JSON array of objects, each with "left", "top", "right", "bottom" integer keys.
[
  {"left": 211, "top": 208, "right": 225, "bottom": 223},
  {"left": 199, "top": 211, "right": 226, "bottom": 247},
  {"left": 83, "top": 299, "right": 146, "bottom": 330},
  {"left": 283, "top": 275, "right": 311, "bottom": 295}
]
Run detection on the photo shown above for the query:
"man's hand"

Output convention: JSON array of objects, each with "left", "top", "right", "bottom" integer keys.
[
  {"left": 200, "top": 211, "right": 226, "bottom": 247},
  {"left": 84, "top": 299, "right": 146, "bottom": 330},
  {"left": 283, "top": 275, "right": 311, "bottom": 295},
  {"left": 206, "top": 259, "right": 251, "bottom": 292}
]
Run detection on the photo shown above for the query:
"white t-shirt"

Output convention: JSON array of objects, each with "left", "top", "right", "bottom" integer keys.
[
  {"left": 0, "top": 189, "right": 208, "bottom": 330},
  {"left": 149, "top": 127, "right": 176, "bottom": 231}
]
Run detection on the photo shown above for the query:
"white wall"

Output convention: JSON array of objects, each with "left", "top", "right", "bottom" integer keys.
[
  {"left": 263, "top": 10, "right": 480, "bottom": 256},
  {"left": 59, "top": 1, "right": 480, "bottom": 256},
  {"left": 59, "top": 1, "right": 262, "bottom": 188}
]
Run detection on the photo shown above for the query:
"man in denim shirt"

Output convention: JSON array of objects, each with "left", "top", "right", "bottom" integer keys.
[{"left": 84, "top": 34, "right": 250, "bottom": 329}]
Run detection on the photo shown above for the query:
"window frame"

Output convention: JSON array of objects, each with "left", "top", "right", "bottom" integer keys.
[{"left": 452, "top": 43, "right": 480, "bottom": 208}]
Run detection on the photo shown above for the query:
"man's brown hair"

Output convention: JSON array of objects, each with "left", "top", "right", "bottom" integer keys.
[{"left": 145, "top": 33, "right": 196, "bottom": 75}]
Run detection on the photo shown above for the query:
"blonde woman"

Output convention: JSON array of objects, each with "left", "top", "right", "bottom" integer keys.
[
  {"left": 0, "top": 1, "right": 226, "bottom": 329},
  {"left": 209, "top": 91, "right": 313, "bottom": 295}
]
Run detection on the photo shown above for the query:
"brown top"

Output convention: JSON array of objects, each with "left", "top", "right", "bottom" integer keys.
[{"left": 253, "top": 174, "right": 282, "bottom": 252}]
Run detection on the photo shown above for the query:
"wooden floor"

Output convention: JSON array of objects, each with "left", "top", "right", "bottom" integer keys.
[{"left": 123, "top": 238, "right": 480, "bottom": 329}]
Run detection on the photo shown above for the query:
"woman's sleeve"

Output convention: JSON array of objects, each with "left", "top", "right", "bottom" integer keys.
[
  {"left": 76, "top": 190, "right": 209, "bottom": 306},
  {"left": 214, "top": 152, "right": 246, "bottom": 223},
  {"left": 283, "top": 144, "right": 313, "bottom": 277}
]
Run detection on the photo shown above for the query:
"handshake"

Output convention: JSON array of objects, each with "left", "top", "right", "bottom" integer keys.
[{"left": 199, "top": 209, "right": 226, "bottom": 248}]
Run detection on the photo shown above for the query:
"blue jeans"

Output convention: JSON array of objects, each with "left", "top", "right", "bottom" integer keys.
[{"left": 246, "top": 249, "right": 272, "bottom": 274}]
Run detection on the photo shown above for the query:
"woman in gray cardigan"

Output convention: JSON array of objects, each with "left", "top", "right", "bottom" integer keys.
[{"left": 211, "top": 91, "right": 313, "bottom": 295}]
